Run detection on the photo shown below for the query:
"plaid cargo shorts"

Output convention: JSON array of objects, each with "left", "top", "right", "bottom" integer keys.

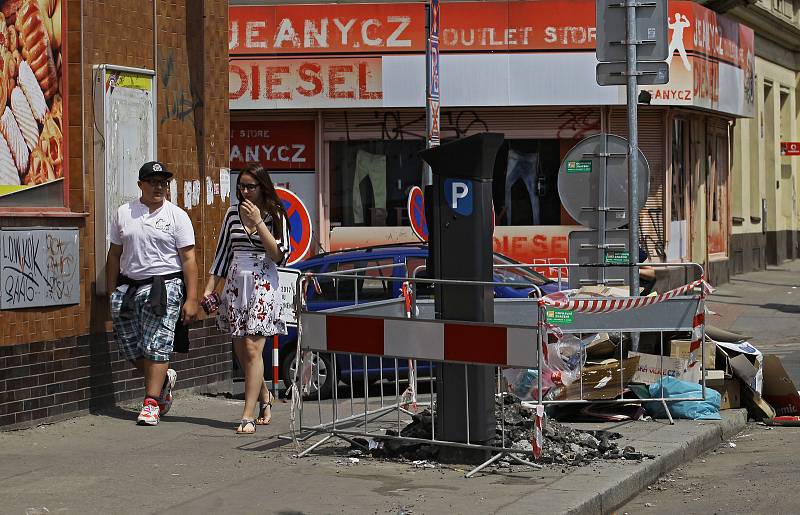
[{"left": 110, "top": 278, "right": 184, "bottom": 362}]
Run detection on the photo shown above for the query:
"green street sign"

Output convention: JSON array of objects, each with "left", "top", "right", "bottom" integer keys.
[
  {"left": 546, "top": 309, "right": 574, "bottom": 325},
  {"left": 566, "top": 160, "right": 592, "bottom": 173},
  {"left": 605, "top": 250, "right": 630, "bottom": 264}
]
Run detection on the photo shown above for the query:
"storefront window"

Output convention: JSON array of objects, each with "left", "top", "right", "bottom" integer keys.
[{"left": 328, "top": 138, "right": 563, "bottom": 228}]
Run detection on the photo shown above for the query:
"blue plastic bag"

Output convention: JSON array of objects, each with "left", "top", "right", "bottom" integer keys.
[{"left": 644, "top": 377, "right": 722, "bottom": 420}]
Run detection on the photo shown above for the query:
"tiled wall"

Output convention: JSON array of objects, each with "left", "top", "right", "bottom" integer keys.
[
  {"left": 0, "top": 0, "right": 232, "bottom": 428},
  {"left": 0, "top": 320, "right": 232, "bottom": 429}
]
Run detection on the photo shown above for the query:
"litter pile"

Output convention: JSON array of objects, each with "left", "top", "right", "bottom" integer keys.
[
  {"left": 506, "top": 282, "right": 800, "bottom": 425},
  {"left": 355, "top": 396, "right": 653, "bottom": 466}
]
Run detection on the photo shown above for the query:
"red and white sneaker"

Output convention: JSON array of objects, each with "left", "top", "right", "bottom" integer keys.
[
  {"left": 137, "top": 398, "right": 160, "bottom": 426},
  {"left": 158, "top": 369, "right": 177, "bottom": 416}
]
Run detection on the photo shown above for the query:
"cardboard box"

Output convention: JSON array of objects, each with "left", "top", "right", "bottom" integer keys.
[
  {"left": 708, "top": 379, "right": 741, "bottom": 410},
  {"left": 670, "top": 339, "right": 716, "bottom": 370},
  {"left": 629, "top": 351, "right": 701, "bottom": 385},
  {"left": 557, "top": 356, "right": 640, "bottom": 401},
  {"left": 762, "top": 355, "right": 800, "bottom": 416}
]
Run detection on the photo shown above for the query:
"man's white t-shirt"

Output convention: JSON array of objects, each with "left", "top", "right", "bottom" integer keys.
[{"left": 109, "top": 199, "right": 195, "bottom": 280}]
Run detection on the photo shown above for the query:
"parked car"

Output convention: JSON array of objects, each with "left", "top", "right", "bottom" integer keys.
[{"left": 269, "top": 243, "right": 561, "bottom": 397}]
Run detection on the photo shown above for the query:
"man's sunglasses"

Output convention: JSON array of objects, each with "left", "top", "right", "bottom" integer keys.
[
  {"left": 142, "top": 178, "right": 169, "bottom": 188},
  {"left": 237, "top": 183, "right": 260, "bottom": 192}
]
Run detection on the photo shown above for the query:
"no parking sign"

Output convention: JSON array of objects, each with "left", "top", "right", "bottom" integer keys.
[
  {"left": 276, "top": 186, "right": 313, "bottom": 265},
  {"left": 407, "top": 186, "right": 428, "bottom": 242}
]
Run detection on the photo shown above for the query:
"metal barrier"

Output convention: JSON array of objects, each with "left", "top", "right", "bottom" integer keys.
[{"left": 286, "top": 262, "right": 711, "bottom": 477}]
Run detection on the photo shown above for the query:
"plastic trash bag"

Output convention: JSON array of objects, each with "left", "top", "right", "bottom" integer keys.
[
  {"left": 545, "top": 334, "right": 586, "bottom": 386},
  {"left": 644, "top": 376, "right": 722, "bottom": 420}
]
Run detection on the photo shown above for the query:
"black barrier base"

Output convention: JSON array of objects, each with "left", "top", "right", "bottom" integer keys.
[{"left": 437, "top": 445, "right": 492, "bottom": 466}]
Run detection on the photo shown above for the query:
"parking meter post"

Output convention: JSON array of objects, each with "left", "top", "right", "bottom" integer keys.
[{"left": 420, "top": 133, "right": 504, "bottom": 456}]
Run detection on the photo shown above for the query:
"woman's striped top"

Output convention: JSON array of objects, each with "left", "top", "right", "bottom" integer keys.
[{"left": 210, "top": 205, "right": 290, "bottom": 277}]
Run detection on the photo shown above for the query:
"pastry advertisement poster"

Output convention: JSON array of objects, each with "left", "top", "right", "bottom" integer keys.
[{"left": 0, "top": 0, "right": 64, "bottom": 198}]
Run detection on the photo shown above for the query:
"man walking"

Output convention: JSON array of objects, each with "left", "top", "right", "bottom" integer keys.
[{"left": 106, "top": 161, "right": 199, "bottom": 425}]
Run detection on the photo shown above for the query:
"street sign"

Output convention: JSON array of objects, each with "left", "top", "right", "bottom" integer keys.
[
  {"left": 596, "top": 60, "right": 669, "bottom": 86},
  {"left": 276, "top": 186, "right": 313, "bottom": 266},
  {"left": 781, "top": 142, "right": 800, "bottom": 156},
  {"left": 596, "top": 0, "right": 668, "bottom": 63},
  {"left": 425, "top": 0, "right": 441, "bottom": 170},
  {"left": 277, "top": 266, "right": 301, "bottom": 326},
  {"left": 444, "top": 178, "right": 473, "bottom": 216},
  {"left": 558, "top": 134, "right": 649, "bottom": 230},
  {"left": 568, "top": 229, "right": 630, "bottom": 289},
  {"left": 407, "top": 185, "right": 429, "bottom": 241}
]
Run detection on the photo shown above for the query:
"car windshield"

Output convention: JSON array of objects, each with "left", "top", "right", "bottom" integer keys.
[{"left": 492, "top": 253, "right": 551, "bottom": 288}]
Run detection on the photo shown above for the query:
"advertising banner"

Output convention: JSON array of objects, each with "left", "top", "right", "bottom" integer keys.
[
  {"left": 230, "top": 120, "right": 316, "bottom": 170},
  {"left": 0, "top": 0, "right": 65, "bottom": 198},
  {"left": 229, "top": 1, "right": 753, "bottom": 117}
]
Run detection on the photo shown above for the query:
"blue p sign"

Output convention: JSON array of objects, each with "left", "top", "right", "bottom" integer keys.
[{"left": 444, "top": 179, "right": 473, "bottom": 216}]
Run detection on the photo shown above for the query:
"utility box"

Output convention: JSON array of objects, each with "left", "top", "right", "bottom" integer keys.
[{"left": 420, "top": 132, "right": 504, "bottom": 446}]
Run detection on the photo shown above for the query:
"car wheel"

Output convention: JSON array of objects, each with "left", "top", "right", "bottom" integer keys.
[{"left": 282, "top": 350, "right": 334, "bottom": 399}]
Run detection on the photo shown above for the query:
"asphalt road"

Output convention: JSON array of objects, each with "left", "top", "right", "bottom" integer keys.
[
  {"left": 619, "top": 423, "right": 800, "bottom": 515},
  {"left": 620, "top": 261, "right": 800, "bottom": 515}
]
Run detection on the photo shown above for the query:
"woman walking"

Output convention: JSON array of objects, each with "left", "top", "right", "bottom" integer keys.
[{"left": 203, "top": 165, "right": 290, "bottom": 434}]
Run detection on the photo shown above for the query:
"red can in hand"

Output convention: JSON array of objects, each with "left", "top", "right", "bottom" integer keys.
[{"left": 201, "top": 292, "right": 221, "bottom": 315}]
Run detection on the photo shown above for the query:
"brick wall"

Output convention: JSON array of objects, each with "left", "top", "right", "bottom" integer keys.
[
  {"left": 0, "top": 320, "right": 232, "bottom": 430},
  {"left": 0, "top": 0, "right": 232, "bottom": 429}
]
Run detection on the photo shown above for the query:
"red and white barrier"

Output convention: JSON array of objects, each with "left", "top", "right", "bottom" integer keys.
[
  {"left": 300, "top": 313, "right": 540, "bottom": 368},
  {"left": 539, "top": 278, "right": 714, "bottom": 368}
]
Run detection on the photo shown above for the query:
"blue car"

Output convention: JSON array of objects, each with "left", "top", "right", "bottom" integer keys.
[{"left": 268, "top": 243, "right": 561, "bottom": 397}]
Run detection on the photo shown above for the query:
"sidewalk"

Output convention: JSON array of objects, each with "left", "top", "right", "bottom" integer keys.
[
  {"left": 0, "top": 394, "right": 745, "bottom": 515},
  {"left": 4, "top": 263, "right": 799, "bottom": 515}
]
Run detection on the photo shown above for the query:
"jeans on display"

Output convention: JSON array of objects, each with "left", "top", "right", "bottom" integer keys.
[
  {"left": 504, "top": 149, "right": 540, "bottom": 225},
  {"left": 352, "top": 149, "right": 387, "bottom": 224}
]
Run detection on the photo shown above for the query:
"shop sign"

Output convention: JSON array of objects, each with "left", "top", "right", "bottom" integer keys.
[
  {"left": 230, "top": 120, "right": 315, "bottom": 171},
  {"left": 639, "top": 1, "right": 755, "bottom": 117},
  {"left": 329, "top": 224, "right": 575, "bottom": 279},
  {"left": 1, "top": 229, "right": 80, "bottom": 309},
  {"left": 230, "top": 58, "right": 383, "bottom": 109},
  {"left": 230, "top": 1, "right": 753, "bottom": 117},
  {"left": 229, "top": 3, "right": 426, "bottom": 55},
  {"left": 781, "top": 142, "right": 800, "bottom": 156}
]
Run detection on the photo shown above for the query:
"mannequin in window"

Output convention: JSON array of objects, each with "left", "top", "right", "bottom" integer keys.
[
  {"left": 504, "top": 148, "right": 541, "bottom": 225},
  {"left": 352, "top": 149, "right": 387, "bottom": 224}
]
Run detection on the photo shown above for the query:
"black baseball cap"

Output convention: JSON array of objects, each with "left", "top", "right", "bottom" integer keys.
[{"left": 138, "top": 161, "right": 173, "bottom": 180}]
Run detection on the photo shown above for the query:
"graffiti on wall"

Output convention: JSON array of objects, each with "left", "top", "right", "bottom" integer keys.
[
  {"left": 160, "top": 49, "right": 204, "bottom": 127},
  {"left": 343, "top": 110, "right": 490, "bottom": 141},
  {"left": 1, "top": 229, "right": 80, "bottom": 309}
]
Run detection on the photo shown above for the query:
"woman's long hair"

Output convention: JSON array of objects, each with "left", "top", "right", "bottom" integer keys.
[{"left": 237, "top": 164, "right": 290, "bottom": 236}]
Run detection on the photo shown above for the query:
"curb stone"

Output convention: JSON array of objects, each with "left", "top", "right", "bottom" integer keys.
[{"left": 564, "top": 409, "right": 748, "bottom": 515}]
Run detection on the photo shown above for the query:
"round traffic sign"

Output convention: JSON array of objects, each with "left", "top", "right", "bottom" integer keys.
[
  {"left": 407, "top": 186, "right": 428, "bottom": 241},
  {"left": 276, "top": 186, "right": 313, "bottom": 265},
  {"left": 557, "top": 133, "right": 649, "bottom": 230}
]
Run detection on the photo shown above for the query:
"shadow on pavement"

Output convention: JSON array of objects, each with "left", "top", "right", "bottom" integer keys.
[
  {"left": 91, "top": 404, "right": 236, "bottom": 431},
  {"left": 763, "top": 303, "right": 800, "bottom": 314}
]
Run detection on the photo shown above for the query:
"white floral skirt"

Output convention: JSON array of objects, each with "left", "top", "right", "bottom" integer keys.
[{"left": 217, "top": 252, "right": 286, "bottom": 337}]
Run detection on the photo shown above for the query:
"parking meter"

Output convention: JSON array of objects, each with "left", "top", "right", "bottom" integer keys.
[{"left": 420, "top": 132, "right": 504, "bottom": 447}]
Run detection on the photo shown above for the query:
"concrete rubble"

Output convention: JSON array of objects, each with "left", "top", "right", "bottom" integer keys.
[{"left": 351, "top": 396, "right": 654, "bottom": 466}]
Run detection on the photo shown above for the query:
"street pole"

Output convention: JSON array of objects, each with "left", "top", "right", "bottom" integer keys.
[
  {"left": 626, "top": 1, "right": 640, "bottom": 299},
  {"left": 423, "top": 0, "right": 440, "bottom": 187},
  {"left": 625, "top": 1, "right": 641, "bottom": 352}
]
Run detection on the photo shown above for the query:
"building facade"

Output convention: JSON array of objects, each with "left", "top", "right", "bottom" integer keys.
[
  {"left": 713, "top": 0, "right": 800, "bottom": 271},
  {"left": 0, "top": 1, "right": 232, "bottom": 429},
  {"left": 229, "top": 0, "right": 753, "bottom": 286}
]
